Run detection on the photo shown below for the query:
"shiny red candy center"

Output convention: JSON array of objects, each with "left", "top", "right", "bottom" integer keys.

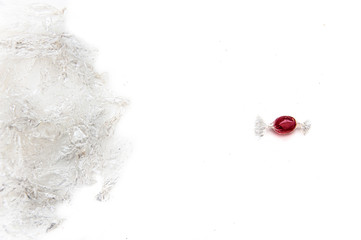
[{"left": 273, "top": 116, "right": 296, "bottom": 134}]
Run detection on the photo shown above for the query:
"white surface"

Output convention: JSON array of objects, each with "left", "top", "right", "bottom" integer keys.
[{"left": 45, "top": 0, "right": 361, "bottom": 239}]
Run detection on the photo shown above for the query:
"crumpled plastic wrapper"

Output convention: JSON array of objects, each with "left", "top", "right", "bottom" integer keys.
[{"left": 0, "top": 4, "right": 127, "bottom": 239}]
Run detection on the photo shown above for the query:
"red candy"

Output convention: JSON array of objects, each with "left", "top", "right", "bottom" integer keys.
[{"left": 272, "top": 116, "right": 297, "bottom": 134}]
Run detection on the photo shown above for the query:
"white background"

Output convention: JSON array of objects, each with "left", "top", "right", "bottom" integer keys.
[{"left": 34, "top": 0, "right": 361, "bottom": 239}]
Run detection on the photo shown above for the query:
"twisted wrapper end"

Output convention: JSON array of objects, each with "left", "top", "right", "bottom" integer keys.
[
  {"left": 255, "top": 116, "right": 268, "bottom": 137},
  {"left": 299, "top": 120, "right": 311, "bottom": 135}
]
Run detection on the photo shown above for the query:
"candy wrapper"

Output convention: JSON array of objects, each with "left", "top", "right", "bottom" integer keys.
[{"left": 0, "top": 4, "right": 127, "bottom": 239}]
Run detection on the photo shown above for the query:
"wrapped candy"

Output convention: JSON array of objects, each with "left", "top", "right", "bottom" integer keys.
[{"left": 255, "top": 116, "right": 311, "bottom": 137}]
